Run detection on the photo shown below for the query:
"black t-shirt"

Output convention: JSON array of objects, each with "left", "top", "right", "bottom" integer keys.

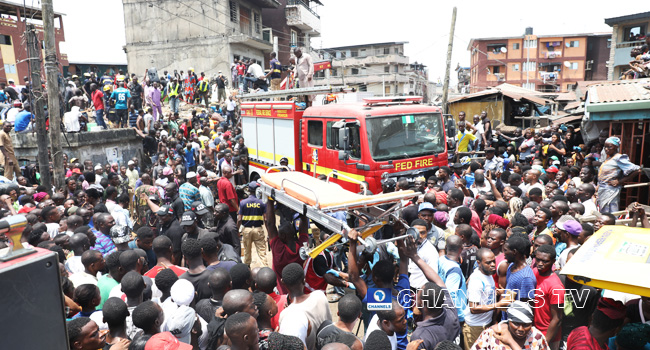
[
  {"left": 180, "top": 269, "right": 212, "bottom": 302},
  {"left": 401, "top": 204, "right": 419, "bottom": 226},
  {"left": 130, "top": 83, "right": 144, "bottom": 101},
  {"left": 560, "top": 275, "right": 600, "bottom": 336},
  {"left": 216, "top": 77, "right": 226, "bottom": 89},
  {"left": 196, "top": 298, "right": 221, "bottom": 323},
  {"left": 143, "top": 136, "right": 157, "bottom": 155},
  {"left": 4, "top": 87, "right": 18, "bottom": 100},
  {"left": 312, "top": 252, "right": 333, "bottom": 277},
  {"left": 159, "top": 219, "right": 184, "bottom": 255},
  {"left": 547, "top": 141, "right": 566, "bottom": 162}
]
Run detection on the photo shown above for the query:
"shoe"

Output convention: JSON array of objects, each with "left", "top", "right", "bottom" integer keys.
[{"left": 328, "top": 294, "right": 342, "bottom": 303}]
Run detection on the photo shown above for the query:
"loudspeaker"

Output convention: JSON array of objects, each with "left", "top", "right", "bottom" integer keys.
[{"left": 0, "top": 248, "right": 69, "bottom": 350}]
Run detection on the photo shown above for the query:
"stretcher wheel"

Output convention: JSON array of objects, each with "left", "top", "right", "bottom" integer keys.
[
  {"left": 299, "top": 243, "right": 310, "bottom": 261},
  {"left": 363, "top": 237, "right": 378, "bottom": 254}
]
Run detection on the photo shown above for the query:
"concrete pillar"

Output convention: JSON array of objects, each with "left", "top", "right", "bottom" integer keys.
[{"left": 607, "top": 24, "right": 618, "bottom": 81}]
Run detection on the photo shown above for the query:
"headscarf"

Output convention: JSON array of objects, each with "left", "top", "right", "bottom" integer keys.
[
  {"left": 435, "top": 191, "right": 447, "bottom": 205},
  {"left": 434, "top": 211, "right": 449, "bottom": 226},
  {"left": 605, "top": 137, "right": 621, "bottom": 147},
  {"left": 33, "top": 192, "right": 48, "bottom": 202},
  {"left": 507, "top": 300, "right": 534, "bottom": 324},
  {"left": 488, "top": 214, "right": 510, "bottom": 229}
]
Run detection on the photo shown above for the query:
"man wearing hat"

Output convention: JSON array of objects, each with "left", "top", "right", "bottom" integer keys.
[
  {"left": 156, "top": 204, "right": 184, "bottom": 265},
  {"left": 554, "top": 219, "right": 582, "bottom": 270},
  {"left": 483, "top": 147, "right": 503, "bottom": 174},
  {"left": 126, "top": 160, "right": 139, "bottom": 189},
  {"left": 179, "top": 211, "right": 212, "bottom": 241},
  {"left": 179, "top": 172, "right": 201, "bottom": 211},
  {"left": 237, "top": 181, "right": 267, "bottom": 266},
  {"left": 110, "top": 224, "right": 132, "bottom": 251},
  {"left": 5, "top": 99, "right": 21, "bottom": 124},
  {"left": 191, "top": 200, "right": 213, "bottom": 229}
]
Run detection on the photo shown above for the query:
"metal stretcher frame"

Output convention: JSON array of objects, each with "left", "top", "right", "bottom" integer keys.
[{"left": 259, "top": 168, "right": 420, "bottom": 258}]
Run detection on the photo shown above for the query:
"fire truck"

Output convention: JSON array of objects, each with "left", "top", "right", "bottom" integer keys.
[{"left": 240, "top": 88, "right": 448, "bottom": 193}]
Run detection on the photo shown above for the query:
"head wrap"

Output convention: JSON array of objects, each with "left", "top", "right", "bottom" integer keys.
[
  {"left": 33, "top": 192, "right": 48, "bottom": 202},
  {"left": 521, "top": 208, "right": 536, "bottom": 224},
  {"left": 434, "top": 211, "right": 449, "bottom": 226},
  {"left": 597, "top": 297, "right": 626, "bottom": 320},
  {"left": 616, "top": 323, "right": 650, "bottom": 350},
  {"left": 605, "top": 137, "right": 621, "bottom": 147},
  {"left": 488, "top": 214, "right": 510, "bottom": 229},
  {"left": 435, "top": 191, "right": 447, "bottom": 205},
  {"left": 507, "top": 300, "right": 534, "bottom": 324}
]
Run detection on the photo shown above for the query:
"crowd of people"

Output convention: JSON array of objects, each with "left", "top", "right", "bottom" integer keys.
[{"left": 0, "top": 49, "right": 648, "bottom": 350}]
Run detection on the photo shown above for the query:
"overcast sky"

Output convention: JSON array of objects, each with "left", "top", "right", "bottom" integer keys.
[{"left": 23, "top": 0, "right": 645, "bottom": 83}]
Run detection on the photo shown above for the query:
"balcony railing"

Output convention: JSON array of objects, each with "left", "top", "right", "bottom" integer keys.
[
  {"left": 543, "top": 51, "right": 562, "bottom": 59},
  {"left": 287, "top": 0, "right": 320, "bottom": 19},
  {"left": 616, "top": 40, "right": 644, "bottom": 49}
]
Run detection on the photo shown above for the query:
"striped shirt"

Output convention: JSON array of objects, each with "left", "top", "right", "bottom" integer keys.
[
  {"left": 179, "top": 182, "right": 201, "bottom": 211},
  {"left": 238, "top": 196, "right": 265, "bottom": 227},
  {"left": 92, "top": 229, "right": 116, "bottom": 256}
]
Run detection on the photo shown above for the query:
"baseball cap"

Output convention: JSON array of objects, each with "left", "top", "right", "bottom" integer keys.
[
  {"left": 128, "top": 160, "right": 135, "bottom": 166},
  {"left": 451, "top": 162, "right": 463, "bottom": 169},
  {"left": 145, "top": 332, "right": 192, "bottom": 350},
  {"left": 558, "top": 219, "right": 582, "bottom": 235},
  {"left": 279, "top": 157, "right": 288, "bottom": 164},
  {"left": 165, "top": 305, "right": 196, "bottom": 344},
  {"left": 555, "top": 215, "right": 574, "bottom": 230},
  {"left": 190, "top": 201, "right": 209, "bottom": 215},
  {"left": 162, "top": 167, "right": 174, "bottom": 176},
  {"left": 170, "top": 279, "right": 195, "bottom": 306},
  {"left": 186, "top": 172, "right": 197, "bottom": 179},
  {"left": 546, "top": 166, "right": 559, "bottom": 173},
  {"left": 110, "top": 225, "right": 132, "bottom": 244},
  {"left": 248, "top": 181, "right": 260, "bottom": 191},
  {"left": 12, "top": 100, "right": 21, "bottom": 107},
  {"left": 157, "top": 205, "right": 174, "bottom": 216},
  {"left": 418, "top": 202, "right": 435, "bottom": 213},
  {"left": 179, "top": 211, "right": 196, "bottom": 226}
]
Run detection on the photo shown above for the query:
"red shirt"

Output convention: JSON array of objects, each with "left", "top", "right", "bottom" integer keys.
[
  {"left": 237, "top": 64, "right": 246, "bottom": 76},
  {"left": 567, "top": 326, "right": 608, "bottom": 350},
  {"left": 493, "top": 252, "right": 506, "bottom": 286},
  {"left": 470, "top": 210, "right": 482, "bottom": 237},
  {"left": 533, "top": 267, "right": 564, "bottom": 341},
  {"left": 144, "top": 264, "right": 187, "bottom": 279},
  {"left": 270, "top": 234, "right": 309, "bottom": 294},
  {"left": 269, "top": 292, "right": 287, "bottom": 330},
  {"left": 91, "top": 90, "right": 104, "bottom": 110},
  {"left": 217, "top": 177, "right": 238, "bottom": 212}
]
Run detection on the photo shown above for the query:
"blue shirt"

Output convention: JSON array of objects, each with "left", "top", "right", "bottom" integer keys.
[
  {"left": 110, "top": 87, "right": 131, "bottom": 110},
  {"left": 270, "top": 58, "right": 282, "bottom": 79},
  {"left": 503, "top": 263, "right": 536, "bottom": 320},
  {"left": 184, "top": 146, "right": 197, "bottom": 167},
  {"left": 179, "top": 182, "right": 200, "bottom": 211},
  {"left": 14, "top": 110, "right": 34, "bottom": 131},
  {"left": 361, "top": 274, "right": 411, "bottom": 350},
  {"left": 438, "top": 256, "right": 468, "bottom": 322}
]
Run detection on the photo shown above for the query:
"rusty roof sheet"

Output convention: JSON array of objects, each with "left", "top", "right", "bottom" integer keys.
[
  {"left": 588, "top": 79, "right": 650, "bottom": 104},
  {"left": 555, "top": 91, "right": 576, "bottom": 101}
]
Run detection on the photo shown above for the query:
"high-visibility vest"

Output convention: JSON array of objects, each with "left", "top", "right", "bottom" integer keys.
[
  {"left": 169, "top": 83, "right": 180, "bottom": 97},
  {"left": 198, "top": 80, "right": 209, "bottom": 93}
]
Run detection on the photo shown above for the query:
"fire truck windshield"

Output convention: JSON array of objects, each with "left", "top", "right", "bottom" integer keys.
[{"left": 366, "top": 113, "right": 445, "bottom": 161}]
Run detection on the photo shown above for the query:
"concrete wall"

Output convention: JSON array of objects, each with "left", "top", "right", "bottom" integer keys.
[{"left": 13, "top": 129, "right": 144, "bottom": 167}]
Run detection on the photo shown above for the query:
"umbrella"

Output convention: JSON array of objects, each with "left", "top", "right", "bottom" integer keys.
[{"left": 561, "top": 225, "right": 650, "bottom": 297}]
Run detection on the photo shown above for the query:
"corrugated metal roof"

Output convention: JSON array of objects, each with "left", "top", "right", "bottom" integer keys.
[
  {"left": 448, "top": 84, "right": 553, "bottom": 105},
  {"left": 556, "top": 91, "right": 576, "bottom": 101},
  {"left": 588, "top": 80, "right": 650, "bottom": 104}
]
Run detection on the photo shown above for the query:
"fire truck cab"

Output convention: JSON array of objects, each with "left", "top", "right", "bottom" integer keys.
[{"left": 242, "top": 96, "right": 448, "bottom": 194}]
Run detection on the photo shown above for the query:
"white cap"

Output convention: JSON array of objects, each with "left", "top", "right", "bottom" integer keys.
[
  {"left": 94, "top": 164, "right": 102, "bottom": 170},
  {"left": 170, "top": 279, "right": 195, "bottom": 306},
  {"left": 128, "top": 160, "right": 135, "bottom": 166},
  {"left": 186, "top": 172, "right": 197, "bottom": 179}
]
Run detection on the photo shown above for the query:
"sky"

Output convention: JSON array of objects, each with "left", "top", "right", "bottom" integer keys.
[{"left": 18, "top": 0, "right": 645, "bottom": 83}]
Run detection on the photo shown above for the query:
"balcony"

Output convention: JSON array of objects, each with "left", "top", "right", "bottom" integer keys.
[
  {"left": 539, "top": 71, "right": 559, "bottom": 83},
  {"left": 332, "top": 54, "right": 409, "bottom": 68},
  {"left": 229, "top": 25, "right": 272, "bottom": 51},
  {"left": 543, "top": 51, "right": 562, "bottom": 59},
  {"left": 285, "top": 0, "right": 321, "bottom": 35}
]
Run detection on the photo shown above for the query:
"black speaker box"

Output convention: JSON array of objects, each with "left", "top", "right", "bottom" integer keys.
[{"left": 0, "top": 248, "right": 69, "bottom": 349}]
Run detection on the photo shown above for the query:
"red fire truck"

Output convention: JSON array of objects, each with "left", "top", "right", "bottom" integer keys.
[{"left": 241, "top": 95, "right": 448, "bottom": 193}]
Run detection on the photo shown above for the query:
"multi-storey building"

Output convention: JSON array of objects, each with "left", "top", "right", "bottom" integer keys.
[
  {"left": 605, "top": 11, "right": 650, "bottom": 80},
  {"left": 122, "top": 0, "right": 279, "bottom": 76},
  {"left": 468, "top": 28, "right": 610, "bottom": 93},
  {"left": 0, "top": 0, "right": 67, "bottom": 84},
  {"left": 313, "top": 41, "right": 417, "bottom": 96}
]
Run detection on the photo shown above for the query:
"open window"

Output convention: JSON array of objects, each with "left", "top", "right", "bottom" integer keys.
[{"left": 327, "top": 120, "right": 361, "bottom": 160}]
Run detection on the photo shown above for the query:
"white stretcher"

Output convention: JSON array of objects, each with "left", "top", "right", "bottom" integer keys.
[{"left": 258, "top": 168, "right": 421, "bottom": 258}]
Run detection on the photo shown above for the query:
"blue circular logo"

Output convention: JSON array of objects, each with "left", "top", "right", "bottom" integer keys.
[{"left": 373, "top": 289, "right": 386, "bottom": 302}]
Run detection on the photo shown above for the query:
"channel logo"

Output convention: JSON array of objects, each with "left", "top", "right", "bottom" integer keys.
[{"left": 367, "top": 288, "right": 392, "bottom": 310}]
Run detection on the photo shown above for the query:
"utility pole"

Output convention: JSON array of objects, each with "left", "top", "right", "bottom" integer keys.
[
  {"left": 26, "top": 24, "right": 53, "bottom": 193},
  {"left": 441, "top": 6, "right": 457, "bottom": 114},
  {"left": 43, "top": 0, "right": 64, "bottom": 191}
]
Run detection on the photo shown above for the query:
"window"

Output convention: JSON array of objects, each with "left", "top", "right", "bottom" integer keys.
[
  {"left": 327, "top": 121, "right": 361, "bottom": 159},
  {"left": 607, "top": 39, "right": 612, "bottom": 48},
  {"left": 385, "top": 85, "right": 391, "bottom": 95},
  {"left": 359, "top": 49, "right": 367, "bottom": 57},
  {"left": 254, "top": 13, "right": 261, "bottom": 34},
  {"left": 229, "top": 1, "right": 238, "bottom": 22},
  {"left": 331, "top": 68, "right": 338, "bottom": 77},
  {"left": 522, "top": 61, "right": 536, "bottom": 72},
  {"left": 384, "top": 47, "right": 390, "bottom": 54},
  {"left": 350, "top": 50, "right": 358, "bottom": 57},
  {"left": 492, "top": 66, "right": 500, "bottom": 74},
  {"left": 351, "top": 68, "right": 359, "bottom": 75},
  {"left": 512, "top": 63, "right": 520, "bottom": 71},
  {"left": 384, "top": 66, "right": 390, "bottom": 73},
  {"left": 522, "top": 82, "right": 535, "bottom": 90},
  {"left": 394, "top": 65, "right": 399, "bottom": 73},
  {"left": 394, "top": 47, "right": 399, "bottom": 54},
  {"left": 0, "top": 35, "right": 11, "bottom": 45},
  {"left": 570, "top": 62, "right": 579, "bottom": 70},
  {"left": 314, "top": 70, "right": 325, "bottom": 78},
  {"left": 290, "top": 30, "right": 297, "bottom": 47},
  {"left": 623, "top": 25, "right": 646, "bottom": 42},
  {"left": 307, "top": 120, "right": 323, "bottom": 146},
  {"left": 4, "top": 64, "right": 15, "bottom": 74},
  {"left": 523, "top": 39, "right": 537, "bottom": 48},
  {"left": 512, "top": 43, "right": 520, "bottom": 50},
  {"left": 566, "top": 40, "right": 579, "bottom": 48}
]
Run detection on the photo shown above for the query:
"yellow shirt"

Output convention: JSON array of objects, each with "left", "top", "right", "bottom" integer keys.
[{"left": 456, "top": 131, "right": 477, "bottom": 152}]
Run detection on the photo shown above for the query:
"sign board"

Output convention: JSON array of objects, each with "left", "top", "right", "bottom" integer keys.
[{"left": 367, "top": 288, "right": 392, "bottom": 310}]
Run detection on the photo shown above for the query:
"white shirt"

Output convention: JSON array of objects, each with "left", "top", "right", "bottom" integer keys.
[
  {"left": 365, "top": 315, "right": 397, "bottom": 350},
  {"left": 63, "top": 108, "right": 81, "bottom": 132},
  {"left": 278, "top": 306, "right": 310, "bottom": 346},
  {"left": 65, "top": 255, "right": 84, "bottom": 275},
  {"left": 408, "top": 239, "right": 439, "bottom": 288},
  {"left": 227, "top": 99, "right": 237, "bottom": 111},
  {"left": 447, "top": 206, "right": 459, "bottom": 232},
  {"left": 113, "top": 205, "right": 133, "bottom": 229},
  {"left": 46, "top": 223, "right": 61, "bottom": 238},
  {"left": 69, "top": 271, "right": 98, "bottom": 287},
  {"left": 464, "top": 269, "right": 496, "bottom": 326},
  {"left": 582, "top": 198, "right": 598, "bottom": 217},
  {"left": 555, "top": 244, "right": 580, "bottom": 270},
  {"left": 519, "top": 182, "right": 544, "bottom": 197},
  {"left": 6, "top": 107, "right": 19, "bottom": 123},
  {"left": 247, "top": 63, "right": 265, "bottom": 79}
]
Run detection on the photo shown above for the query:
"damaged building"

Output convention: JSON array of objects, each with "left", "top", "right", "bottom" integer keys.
[{"left": 121, "top": 0, "right": 280, "bottom": 77}]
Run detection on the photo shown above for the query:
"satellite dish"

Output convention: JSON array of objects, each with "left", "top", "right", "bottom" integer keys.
[
  {"left": 500, "top": 47, "right": 508, "bottom": 53},
  {"left": 564, "top": 61, "right": 571, "bottom": 68}
]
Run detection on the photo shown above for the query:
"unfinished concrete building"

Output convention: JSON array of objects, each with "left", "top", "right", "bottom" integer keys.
[{"left": 121, "top": 0, "right": 280, "bottom": 77}]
